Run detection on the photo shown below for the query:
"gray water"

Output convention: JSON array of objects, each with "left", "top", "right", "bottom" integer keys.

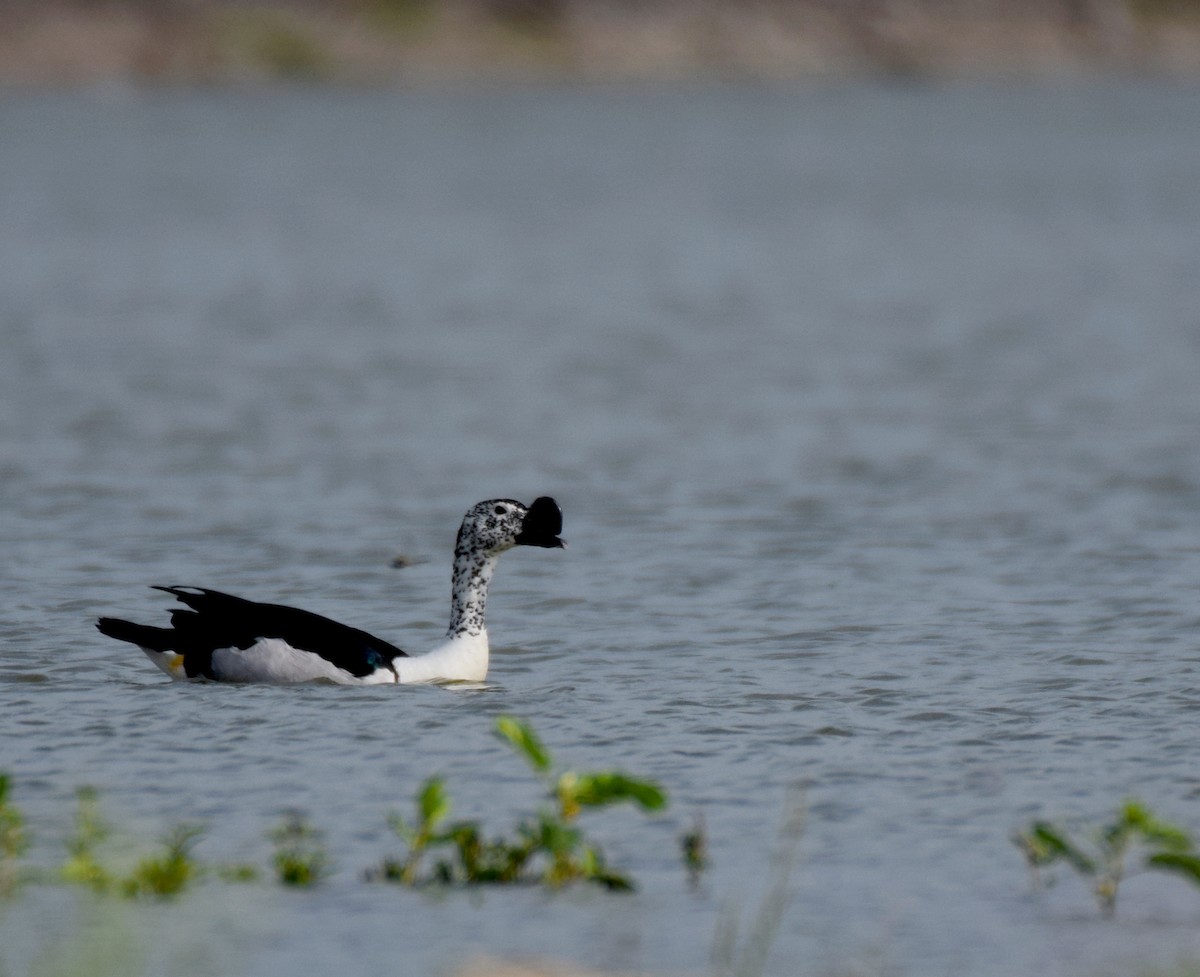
[{"left": 4, "top": 82, "right": 1200, "bottom": 977}]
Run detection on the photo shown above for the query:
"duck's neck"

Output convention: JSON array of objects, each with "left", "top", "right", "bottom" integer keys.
[
  {"left": 392, "top": 544, "right": 512, "bottom": 685},
  {"left": 447, "top": 545, "right": 500, "bottom": 639},
  {"left": 392, "top": 550, "right": 498, "bottom": 685}
]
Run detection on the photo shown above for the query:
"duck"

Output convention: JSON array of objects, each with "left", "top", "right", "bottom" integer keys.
[{"left": 96, "top": 497, "right": 564, "bottom": 685}]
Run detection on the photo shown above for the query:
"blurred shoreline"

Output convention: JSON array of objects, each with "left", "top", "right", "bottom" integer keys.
[{"left": 2, "top": 0, "right": 1200, "bottom": 87}]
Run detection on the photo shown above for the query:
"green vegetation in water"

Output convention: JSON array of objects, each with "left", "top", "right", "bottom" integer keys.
[
  {"left": 369, "top": 715, "right": 667, "bottom": 890},
  {"left": 216, "top": 862, "right": 260, "bottom": 883},
  {"left": 61, "top": 786, "right": 114, "bottom": 894},
  {"left": 1014, "top": 799, "right": 1200, "bottom": 916},
  {"left": 2, "top": 719, "right": 669, "bottom": 899},
  {"left": 121, "top": 824, "right": 204, "bottom": 899},
  {"left": 59, "top": 787, "right": 205, "bottom": 900},
  {"left": 0, "top": 772, "right": 29, "bottom": 896},
  {"left": 680, "top": 814, "right": 709, "bottom": 888},
  {"left": 270, "top": 811, "right": 330, "bottom": 887}
]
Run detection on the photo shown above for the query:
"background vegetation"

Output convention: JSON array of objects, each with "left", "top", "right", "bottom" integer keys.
[{"left": 3, "top": 0, "right": 1200, "bottom": 86}]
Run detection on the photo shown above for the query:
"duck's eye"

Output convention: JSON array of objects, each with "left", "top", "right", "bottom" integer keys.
[{"left": 494, "top": 505, "right": 507, "bottom": 515}]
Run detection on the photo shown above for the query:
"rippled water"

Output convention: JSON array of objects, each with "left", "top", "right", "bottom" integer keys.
[{"left": 4, "top": 82, "right": 1200, "bottom": 977}]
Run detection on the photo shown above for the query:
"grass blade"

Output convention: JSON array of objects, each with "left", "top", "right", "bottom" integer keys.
[{"left": 495, "top": 716, "right": 552, "bottom": 774}]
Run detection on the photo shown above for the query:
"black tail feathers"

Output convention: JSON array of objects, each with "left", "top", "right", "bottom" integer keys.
[{"left": 96, "top": 617, "right": 176, "bottom": 652}]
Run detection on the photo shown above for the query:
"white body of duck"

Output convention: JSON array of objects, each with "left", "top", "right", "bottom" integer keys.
[{"left": 96, "top": 497, "right": 564, "bottom": 685}]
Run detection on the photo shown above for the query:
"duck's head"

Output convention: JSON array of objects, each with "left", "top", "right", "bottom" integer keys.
[{"left": 456, "top": 497, "right": 565, "bottom": 558}]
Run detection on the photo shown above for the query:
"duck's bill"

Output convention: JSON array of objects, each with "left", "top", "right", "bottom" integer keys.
[{"left": 515, "top": 496, "right": 566, "bottom": 549}]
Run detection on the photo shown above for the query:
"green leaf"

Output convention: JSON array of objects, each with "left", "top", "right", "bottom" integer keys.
[
  {"left": 535, "top": 813, "right": 581, "bottom": 855},
  {"left": 1013, "top": 830, "right": 1055, "bottom": 867},
  {"left": 1120, "top": 799, "right": 1153, "bottom": 827},
  {"left": 1028, "top": 822, "right": 1096, "bottom": 875},
  {"left": 1147, "top": 852, "right": 1200, "bottom": 885},
  {"left": 1142, "top": 822, "right": 1192, "bottom": 851},
  {"left": 495, "top": 716, "right": 552, "bottom": 773},
  {"left": 418, "top": 778, "right": 451, "bottom": 828},
  {"left": 567, "top": 772, "right": 668, "bottom": 812},
  {"left": 1121, "top": 801, "right": 1192, "bottom": 851}
]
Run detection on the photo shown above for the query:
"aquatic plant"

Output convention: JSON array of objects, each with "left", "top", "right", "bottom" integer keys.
[
  {"left": 270, "top": 811, "right": 330, "bottom": 887},
  {"left": 122, "top": 824, "right": 204, "bottom": 899},
  {"left": 5, "top": 719, "right": 670, "bottom": 899},
  {"left": 61, "top": 786, "right": 113, "bottom": 893},
  {"left": 0, "top": 772, "right": 28, "bottom": 895},
  {"left": 376, "top": 777, "right": 454, "bottom": 884},
  {"left": 59, "top": 787, "right": 205, "bottom": 899},
  {"left": 499, "top": 715, "right": 667, "bottom": 889},
  {"left": 1014, "top": 799, "right": 1200, "bottom": 916},
  {"left": 680, "top": 814, "right": 709, "bottom": 888},
  {"left": 216, "top": 862, "right": 261, "bottom": 883},
  {"left": 370, "top": 715, "right": 667, "bottom": 890}
]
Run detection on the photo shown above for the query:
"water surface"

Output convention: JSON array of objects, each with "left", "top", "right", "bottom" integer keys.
[{"left": 4, "top": 82, "right": 1200, "bottom": 977}]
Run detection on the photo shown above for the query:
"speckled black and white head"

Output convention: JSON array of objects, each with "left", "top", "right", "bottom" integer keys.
[
  {"left": 448, "top": 497, "right": 564, "bottom": 638},
  {"left": 454, "top": 497, "right": 565, "bottom": 558}
]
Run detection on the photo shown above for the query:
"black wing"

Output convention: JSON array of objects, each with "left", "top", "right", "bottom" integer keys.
[{"left": 99, "top": 586, "right": 407, "bottom": 680}]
